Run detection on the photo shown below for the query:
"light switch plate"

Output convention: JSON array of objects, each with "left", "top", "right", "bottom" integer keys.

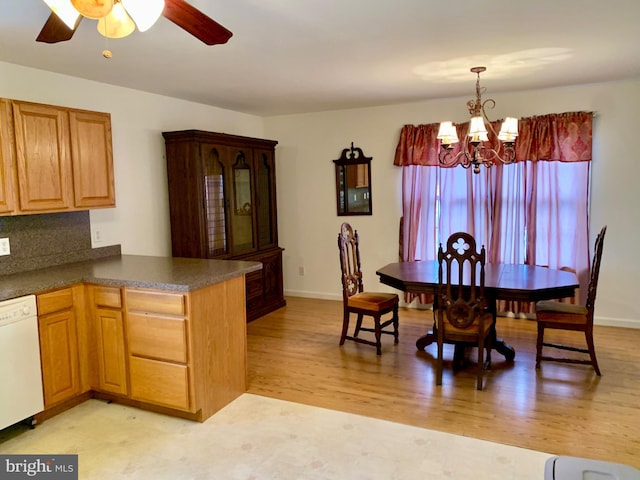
[{"left": 0, "top": 238, "right": 10, "bottom": 256}]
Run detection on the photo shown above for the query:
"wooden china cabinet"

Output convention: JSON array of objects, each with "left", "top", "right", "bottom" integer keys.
[{"left": 162, "top": 130, "right": 285, "bottom": 321}]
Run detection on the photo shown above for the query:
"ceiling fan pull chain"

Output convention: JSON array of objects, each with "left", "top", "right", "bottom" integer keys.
[
  {"left": 102, "top": 11, "right": 113, "bottom": 60},
  {"left": 102, "top": 12, "right": 113, "bottom": 58}
]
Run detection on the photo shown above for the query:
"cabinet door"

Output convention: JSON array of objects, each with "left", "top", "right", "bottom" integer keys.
[
  {"left": 254, "top": 148, "right": 278, "bottom": 249},
  {"left": 228, "top": 147, "right": 256, "bottom": 255},
  {"left": 38, "top": 309, "right": 81, "bottom": 407},
  {"left": 95, "top": 307, "right": 128, "bottom": 395},
  {"left": 201, "top": 143, "right": 230, "bottom": 257},
  {"left": 262, "top": 250, "right": 284, "bottom": 305},
  {"left": 69, "top": 110, "right": 115, "bottom": 208},
  {"left": 0, "top": 99, "right": 16, "bottom": 214},
  {"left": 12, "top": 101, "right": 73, "bottom": 212}
]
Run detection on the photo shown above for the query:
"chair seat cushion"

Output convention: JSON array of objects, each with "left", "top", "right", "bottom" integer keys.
[
  {"left": 536, "top": 300, "right": 588, "bottom": 316},
  {"left": 348, "top": 292, "right": 399, "bottom": 312}
]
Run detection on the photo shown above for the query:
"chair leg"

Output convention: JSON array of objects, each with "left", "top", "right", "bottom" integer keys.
[
  {"left": 536, "top": 323, "right": 544, "bottom": 369},
  {"left": 585, "top": 328, "right": 601, "bottom": 376},
  {"left": 476, "top": 337, "right": 485, "bottom": 391},
  {"left": 374, "top": 315, "right": 382, "bottom": 355},
  {"left": 339, "top": 310, "right": 350, "bottom": 346},
  {"left": 436, "top": 332, "right": 444, "bottom": 386},
  {"left": 354, "top": 314, "right": 364, "bottom": 337},
  {"left": 392, "top": 304, "right": 399, "bottom": 344}
]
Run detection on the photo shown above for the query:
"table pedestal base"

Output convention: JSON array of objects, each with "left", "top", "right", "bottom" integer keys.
[{"left": 415, "top": 329, "right": 516, "bottom": 362}]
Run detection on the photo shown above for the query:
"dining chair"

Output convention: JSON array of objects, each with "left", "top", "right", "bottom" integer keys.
[
  {"left": 535, "top": 226, "right": 607, "bottom": 375},
  {"left": 435, "top": 232, "right": 494, "bottom": 390},
  {"left": 337, "top": 222, "right": 399, "bottom": 355}
]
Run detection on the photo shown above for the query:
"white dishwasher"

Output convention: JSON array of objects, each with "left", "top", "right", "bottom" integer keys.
[{"left": 0, "top": 294, "right": 44, "bottom": 430}]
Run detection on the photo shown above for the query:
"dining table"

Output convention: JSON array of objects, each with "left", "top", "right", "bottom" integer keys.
[{"left": 376, "top": 260, "right": 579, "bottom": 361}]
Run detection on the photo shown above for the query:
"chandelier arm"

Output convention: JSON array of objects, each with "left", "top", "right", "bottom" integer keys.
[
  {"left": 476, "top": 146, "right": 516, "bottom": 165},
  {"left": 438, "top": 147, "right": 472, "bottom": 168},
  {"left": 480, "top": 100, "right": 499, "bottom": 135}
]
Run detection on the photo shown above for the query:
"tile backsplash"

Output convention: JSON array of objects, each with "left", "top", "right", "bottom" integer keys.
[{"left": 0, "top": 211, "right": 120, "bottom": 275}]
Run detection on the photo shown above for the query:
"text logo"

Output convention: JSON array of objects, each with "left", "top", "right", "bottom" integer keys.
[{"left": 0, "top": 455, "right": 77, "bottom": 479}]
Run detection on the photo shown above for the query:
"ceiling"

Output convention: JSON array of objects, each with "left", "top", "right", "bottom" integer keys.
[{"left": 1, "top": 0, "right": 640, "bottom": 117}]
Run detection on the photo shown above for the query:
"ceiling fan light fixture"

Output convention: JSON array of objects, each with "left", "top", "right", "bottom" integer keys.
[
  {"left": 70, "top": 0, "right": 114, "bottom": 19},
  {"left": 121, "top": 0, "right": 165, "bottom": 32},
  {"left": 97, "top": 2, "right": 135, "bottom": 38},
  {"left": 42, "top": 0, "right": 82, "bottom": 29}
]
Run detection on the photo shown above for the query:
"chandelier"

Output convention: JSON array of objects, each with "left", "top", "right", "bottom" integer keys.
[
  {"left": 437, "top": 67, "right": 519, "bottom": 174},
  {"left": 42, "top": 0, "right": 165, "bottom": 40}
]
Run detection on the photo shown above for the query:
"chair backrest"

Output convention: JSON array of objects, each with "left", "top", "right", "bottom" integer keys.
[
  {"left": 437, "top": 232, "right": 487, "bottom": 329},
  {"left": 586, "top": 226, "right": 607, "bottom": 314},
  {"left": 338, "top": 222, "right": 363, "bottom": 300}
]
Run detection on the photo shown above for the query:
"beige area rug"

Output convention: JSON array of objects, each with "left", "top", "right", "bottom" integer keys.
[{"left": 0, "top": 394, "right": 551, "bottom": 479}]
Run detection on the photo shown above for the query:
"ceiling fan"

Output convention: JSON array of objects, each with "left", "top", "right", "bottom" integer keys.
[{"left": 36, "top": 0, "right": 233, "bottom": 46}]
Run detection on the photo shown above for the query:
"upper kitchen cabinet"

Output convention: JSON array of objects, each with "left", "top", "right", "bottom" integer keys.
[
  {"left": 0, "top": 99, "right": 115, "bottom": 216},
  {"left": 13, "top": 101, "right": 74, "bottom": 212},
  {"left": 69, "top": 110, "right": 115, "bottom": 208},
  {"left": 163, "top": 130, "right": 285, "bottom": 321},
  {"left": 0, "top": 99, "right": 16, "bottom": 214}
]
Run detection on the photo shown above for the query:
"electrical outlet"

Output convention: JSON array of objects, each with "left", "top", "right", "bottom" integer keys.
[
  {"left": 0, "top": 237, "right": 10, "bottom": 256},
  {"left": 93, "top": 230, "right": 102, "bottom": 244},
  {"left": 298, "top": 266, "right": 305, "bottom": 276}
]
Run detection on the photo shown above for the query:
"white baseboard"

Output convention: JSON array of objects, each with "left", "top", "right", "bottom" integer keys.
[
  {"left": 283, "top": 290, "right": 640, "bottom": 330},
  {"left": 594, "top": 316, "right": 640, "bottom": 329},
  {"left": 284, "top": 289, "right": 342, "bottom": 301}
]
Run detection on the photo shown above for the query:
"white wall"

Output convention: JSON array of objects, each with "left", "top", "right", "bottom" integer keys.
[
  {"left": 0, "top": 61, "right": 264, "bottom": 256},
  {"left": 264, "top": 79, "right": 640, "bottom": 329}
]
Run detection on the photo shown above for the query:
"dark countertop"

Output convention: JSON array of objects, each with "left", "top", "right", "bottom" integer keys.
[{"left": 0, "top": 254, "right": 262, "bottom": 301}]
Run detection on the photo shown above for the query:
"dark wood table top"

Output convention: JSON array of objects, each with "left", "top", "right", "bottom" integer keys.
[{"left": 376, "top": 260, "right": 579, "bottom": 303}]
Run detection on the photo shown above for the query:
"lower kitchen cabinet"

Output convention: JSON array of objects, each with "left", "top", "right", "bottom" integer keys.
[
  {"left": 34, "top": 273, "right": 247, "bottom": 423},
  {"left": 37, "top": 288, "right": 81, "bottom": 407},
  {"left": 124, "top": 288, "right": 193, "bottom": 412},
  {"left": 122, "top": 276, "right": 247, "bottom": 420},
  {"left": 89, "top": 285, "right": 128, "bottom": 396}
]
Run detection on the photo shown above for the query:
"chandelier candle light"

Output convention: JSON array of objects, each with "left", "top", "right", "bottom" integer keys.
[{"left": 437, "top": 67, "right": 519, "bottom": 174}]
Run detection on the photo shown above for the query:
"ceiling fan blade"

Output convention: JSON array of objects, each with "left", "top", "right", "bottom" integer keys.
[
  {"left": 162, "top": 0, "right": 232, "bottom": 46},
  {"left": 36, "top": 12, "right": 82, "bottom": 44}
]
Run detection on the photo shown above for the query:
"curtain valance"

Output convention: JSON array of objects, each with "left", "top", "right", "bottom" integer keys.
[{"left": 393, "top": 111, "right": 593, "bottom": 167}]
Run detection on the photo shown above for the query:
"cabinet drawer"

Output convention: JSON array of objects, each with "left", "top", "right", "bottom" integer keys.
[
  {"left": 245, "top": 270, "right": 263, "bottom": 299},
  {"left": 129, "top": 356, "right": 190, "bottom": 411},
  {"left": 125, "top": 289, "right": 185, "bottom": 316},
  {"left": 127, "top": 313, "right": 187, "bottom": 363},
  {"left": 37, "top": 288, "right": 74, "bottom": 315},
  {"left": 93, "top": 285, "right": 122, "bottom": 308}
]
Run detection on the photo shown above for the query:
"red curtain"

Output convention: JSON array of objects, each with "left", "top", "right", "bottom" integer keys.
[{"left": 395, "top": 112, "right": 593, "bottom": 312}]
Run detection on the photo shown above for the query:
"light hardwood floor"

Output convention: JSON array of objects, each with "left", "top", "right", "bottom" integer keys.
[{"left": 247, "top": 296, "right": 640, "bottom": 469}]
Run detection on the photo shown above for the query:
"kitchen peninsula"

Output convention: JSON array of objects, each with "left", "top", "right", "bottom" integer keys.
[{"left": 0, "top": 255, "right": 261, "bottom": 424}]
